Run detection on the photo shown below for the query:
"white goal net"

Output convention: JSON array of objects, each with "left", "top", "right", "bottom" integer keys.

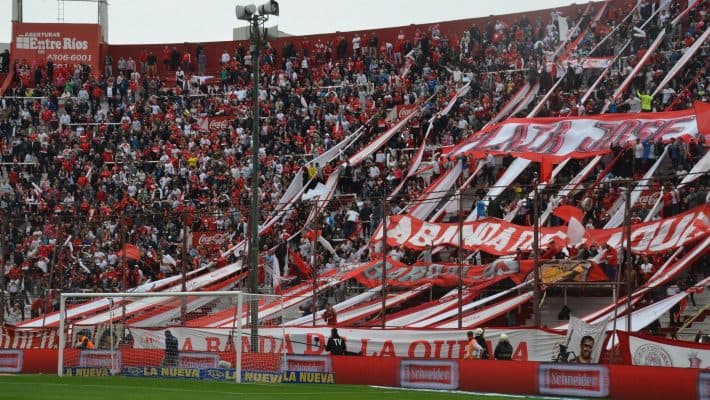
[{"left": 58, "top": 291, "right": 286, "bottom": 382}]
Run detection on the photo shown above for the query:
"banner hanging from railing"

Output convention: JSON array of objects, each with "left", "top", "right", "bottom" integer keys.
[{"left": 374, "top": 205, "right": 710, "bottom": 256}]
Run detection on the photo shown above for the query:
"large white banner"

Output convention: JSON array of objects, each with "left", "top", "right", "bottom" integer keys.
[
  {"left": 129, "top": 327, "right": 564, "bottom": 361},
  {"left": 451, "top": 110, "right": 698, "bottom": 157},
  {"left": 628, "top": 333, "right": 710, "bottom": 368}
]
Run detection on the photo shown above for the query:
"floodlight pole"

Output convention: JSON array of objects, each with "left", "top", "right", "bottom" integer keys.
[{"left": 247, "top": 11, "right": 269, "bottom": 353}]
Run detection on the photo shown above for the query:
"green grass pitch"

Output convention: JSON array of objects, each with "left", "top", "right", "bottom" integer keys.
[{"left": 0, "top": 374, "right": 556, "bottom": 400}]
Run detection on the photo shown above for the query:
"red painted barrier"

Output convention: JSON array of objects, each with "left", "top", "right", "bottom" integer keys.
[
  {"left": 331, "top": 355, "right": 399, "bottom": 386},
  {"left": 14, "top": 349, "right": 703, "bottom": 399},
  {"left": 21, "top": 349, "right": 57, "bottom": 374},
  {"left": 459, "top": 359, "right": 538, "bottom": 395},
  {"left": 609, "top": 364, "right": 698, "bottom": 400}
]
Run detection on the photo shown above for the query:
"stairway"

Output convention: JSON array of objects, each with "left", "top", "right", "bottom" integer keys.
[
  {"left": 674, "top": 284, "right": 710, "bottom": 341},
  {"left": 525, "top": 294, "right": 614, "bottom": 328}
]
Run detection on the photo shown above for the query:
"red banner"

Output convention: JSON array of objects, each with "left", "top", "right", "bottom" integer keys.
[
  {"left": 191, "top": 232, "right": 231, "bottom": 247},
  {"left": 0, "top": 326, "right": 58, "bottom": 349},
  {"left": 343, "top": 258, "right": 533, "bottom": 288},
  {"left": 11, "top": 22, "right": 101, "bottom": 75},
  {"left": 375, "top": 205, "right": 710, "bottom": 255}
]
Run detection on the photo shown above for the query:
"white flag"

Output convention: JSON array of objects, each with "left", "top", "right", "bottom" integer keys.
[
  {"left": 272, "top": 255, "right": 280, "bottom": 290},
  {"left": 317, "top": 235, "right": 336, "bottom": 254},
  {"left": 567, "top": 217, "right": 586, "bottom": 246}
]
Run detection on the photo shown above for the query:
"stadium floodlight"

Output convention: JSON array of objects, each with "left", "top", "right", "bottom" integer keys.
[
  {"left": 235, "top": 4, "right": 257, "bottom": 20},
  {"left": 258, "top": 0, "right": 279, "bottom": 16}
]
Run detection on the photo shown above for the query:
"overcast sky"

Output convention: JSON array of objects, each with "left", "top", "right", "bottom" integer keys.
[{"left": 0, "top": 0, "right": 590, "bottom": 44}]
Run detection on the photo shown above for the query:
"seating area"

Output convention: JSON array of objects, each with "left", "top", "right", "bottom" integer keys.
[{"left": 0, "top": 0, "right": 708, "bottom": 341}]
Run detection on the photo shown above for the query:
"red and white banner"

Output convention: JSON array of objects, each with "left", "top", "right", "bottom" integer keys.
[
  {"left": 11, "top": 22, "right": 101, "bottom": 75},
  {"left": 0, "top": 326, "right": 58, "bottom": 349},
  {"left": 129, "top": 327, "right": 565, "bottom": 361},
  {"left": 348, "top": 106, "right": 420, "bottom": 166},
  {"left": 538, "top": 364, "right": 610, "bottom": 398},
  {"left": 400, "top": 359, "right": 458, "bottom": 390},
  {"left": 653, "top": 28, "right": 710, "bottom": 98},
  {"left": 343, "top": 258, "right": 532, "bottom": 288},
  {"left": 451, "top": 109, "right": 699, "bottom": 159},
  {"left": 374, "top": 205, "right": 710, "bottom": 256},
  {"left": 623, "top": 332, "right": 710, "bottom": 369},
  {"left": 0, "top": 350, "right": 23, "bottom": 373},
  {"left": 612, "top": 30, "right": 665, "bottom": 101},
  {"left": 197, "top": 116, "right": 233, "bottom": 132},
  {"left": 486, "top": 83, "right": 531, "bottom": 126},
  {"left": 554, "top": 57, "right": 613, "bottom": 70},
  {"left": 192, "top": 232, "right": 232, "bottom": 247}
]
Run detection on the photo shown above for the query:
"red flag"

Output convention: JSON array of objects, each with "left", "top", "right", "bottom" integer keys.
[
  {"left": 553, "top": 205, "right": 585, "bottom": 223},
  {"left": 305, "top": 229, "right": 322, "bottom": 242},
  {"left": 694, "top": 101, "right": 710, "bottom": 134},
  {"left": 119, "top": 244, "right": 141, "bottom": 261},
  {"left": 540, "top": 156, "right": 554, "bottom": 183},
  {"left": 288, "top": 249, "right": 311, "bottom": 277},
  {"left": 587, "top": 262, "right": 610, "bottom": 282}
]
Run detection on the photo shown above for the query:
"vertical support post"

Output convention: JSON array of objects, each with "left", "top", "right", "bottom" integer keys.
[
  {"left": 236, "top": 292, "right": 243, "bottom": 383},
  {"left": 609, "top": 182, "right": 632, "bottom": 364},
  {"left": 180, "top": 211, "right": 188, "bottom": 324},
  {"left": 457, "top": 190, "right": 463, "bottom": 329},
  {"left": 0, "top": 215, "right": 7, "bottom": 324},
  {"left": 248, "top": 15, "right": 262, "bottom": 353},
  {"left": 312, "top": 221, "right": 318, "bottom": 327},
  {"left": 11, "top": 0, "right": 23, "bottom": 22},
  {"left": 120, "top": 217, "right": 127, "bottom": 326},
  {"left": 624, "top": 180, "right": 633, "bottom": 332},
  {"left": 57, "top": 293, "right": 66, "bottom": 377},
  {"left": 280, "top": 295, "right": 287, "bottom": 372},
  {"left": 532, "top": 184, "right": 541, "bottom": 327},
  {"left": 381, "top": 199, "right": 387, "bottom": 328}
]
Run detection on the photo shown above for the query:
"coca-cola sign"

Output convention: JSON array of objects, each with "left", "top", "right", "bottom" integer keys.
[
  {"left": 635, "top": 190, "right": 661, "bottom": 210},
  {"left": 192, "top": 232, "right": 231, "bottom": 247},
  {"left": 208, "top": 116, "right": 232, "bottom": 131},
  {"left": 538, "top": 364, "right": 609, "bottom": 397},
  {"left": 198, "top": 116, "right": 233, "bottom": 132},
  {"left": 398, "top": 105, "right": 418, "bottom": 120}
]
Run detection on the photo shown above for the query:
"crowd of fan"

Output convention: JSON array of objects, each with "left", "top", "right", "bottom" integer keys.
[{"left": 1, "top": 0, "right": 709, "bottom": 325}]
